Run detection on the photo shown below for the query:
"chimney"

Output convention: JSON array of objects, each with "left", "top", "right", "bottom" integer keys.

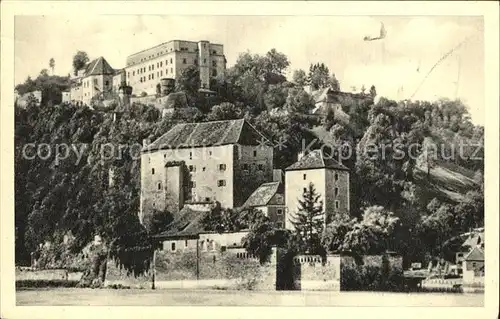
[
  {"left": 297, "top": 151, "right": 305, "bottom": 161},
  {"left": 142, "top": 138, "right": 151, "bottom": 147}
]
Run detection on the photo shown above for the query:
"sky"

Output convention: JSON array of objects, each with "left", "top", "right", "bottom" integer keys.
[{"left": 14, "top": 15, "right": 484, "bottom": 124}]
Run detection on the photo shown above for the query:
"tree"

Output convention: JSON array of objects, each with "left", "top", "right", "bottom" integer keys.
[
  {"left": 285, "top": 87, "right": 315, "bottom": 114},
  {"left": 264, "top": 48, "right": 290, "bottom": 76},
  {"left": 308, "top": 63, "right": 330, "bottom": 90},
  {"left": 49, "top": 58, "right": 55, "bottom": 75},
  {"left": 342, "top": 206, "right": 400, "bottom": 255},
  {"left": 149, "top": 210, "right": 174, "bottom": 235},
  {"left": 206, "top": 102, "right": 243, "bottom": 121},
  {"left": 72, "top": 51, "right": 89, "bottom": 76},
  {"left": 289, "top": 182, "right": 325, "bottom": 254},
  {"left": 322, "top": 214, "right": 356, "bottom": 252},
  {"left": 292, "top": 69, "right": 307, "bottom": 87},
  {"left": 360, "top": 85, "right": 366, "bottom": 94},
  {"left": 242, "top": 212, "right": 291, "bottom": 263},
  {"left": 418, "top": 137, "right": 437, "bottom": 178},
  {"left": 370, "top": 85, "right": 377, "bottom": 98},
  {"left": 40, "top": 69, "right": 49, "bottom": 77},
  {"left": 329, "top": 73, "right": 340, "bottom": 91},
  {"left": 176, "top": 65, "right": 200, "bottom": 97}
]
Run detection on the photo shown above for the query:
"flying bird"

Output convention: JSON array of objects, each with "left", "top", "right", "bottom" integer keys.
[{"left": 364, "top": 22, "right": 387, "bottom": 41}]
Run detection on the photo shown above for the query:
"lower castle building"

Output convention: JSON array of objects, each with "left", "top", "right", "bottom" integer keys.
[{"left": 140, "top": 118, "right": 351, "bottom": 240}]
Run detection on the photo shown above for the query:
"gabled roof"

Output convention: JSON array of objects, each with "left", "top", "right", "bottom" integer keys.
[
  {"left": 143, "top": 119, "right": 270, "bottom": 152},
  {"left": 285, "top": 149, "right": 349, "bottom": 171},
  {"left": 84, "top": 57, "right": 115, "bottom": 76},
  {"left": 464, "top": 246, "right": 484, "bottom": 261},
  {"left": 243, "top": 182, "right": 284, "bottom": 207},
  {"left": 462, "top": 232, "right": 484, "bottom": 248},
  {"left": 153, "top": 206, "right": 209, "bottom": 239}
]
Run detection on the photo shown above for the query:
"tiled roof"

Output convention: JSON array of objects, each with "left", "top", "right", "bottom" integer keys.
[
  {"left": 143, "top": 119, "right": 270, "bottom": 152},
  {"left": 464, "top": 246, "right": 484, "bottom": 261},
  {"left": 462, "top": 232, "right": 484, "bottom": 248},
  {"left": 243, "top": 182, "right": 284, "bottom": 207},
  {"left": 153, "top": 206, "right": 209, "bottom": 239},
  {"left": 285, "top": 149, "right": 349, "bottom": 171},
  {"left": 84, "top": 57, "right": 115, "bottom": 76}
]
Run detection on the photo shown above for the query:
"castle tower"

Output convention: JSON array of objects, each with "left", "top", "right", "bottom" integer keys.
[
  {"left": 284, "top": 150, "right": 350, "bottom": 230},
  {"left": 118, "top": 81, "right": 132, "bottom": 111},
  {"left": 198, "top": 40, "right": 210, "bottom": 89}
]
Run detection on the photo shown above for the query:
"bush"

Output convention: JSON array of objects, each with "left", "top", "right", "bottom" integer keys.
[
  {"left": 16, "top": 279, "right": 79, "bottom": 289},
  {"left": 340, "top": 255, "right": 403, "bottom": 291}
]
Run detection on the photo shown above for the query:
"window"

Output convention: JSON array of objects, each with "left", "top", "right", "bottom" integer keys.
[
  {"left": 183, "top": 58, "right": 187, "bottom": 64},
  {"left": 94, "top": 79, "right": 98, "bottom": 85},
  {"left": 221, "top": 246, "right": 227, "bottom": 252},
  {"left": 277, "top": 209, "right": 283, "bottom": 215},
  {"left": 166, "top": 69, "right": 168, "bottom": 74},
  {"left": 189, "top": 165, "right": 195, "bottom": 172},
  {"left": 194, "top": 59, "right": 198, "bottom": 65},
  {"left": 258, "top": 164, "right": 264, "bottom": 171},
  {"left": 185, "top": 240, "right": 188, "bottom": 248},
  {"left": 166, "top": 60, "right": 168, "bottom": 65},
  {"left": 160, "top": 70, "right": 163, "bottom": 76},
  {"left": 204, "top": 58, "right": 206, "bottom": 64},
  {"left": 253, "top": 150, "right": 257, "bottom": 157},
  {"left": 219, "top": 164, "right": 226, "bottom": 171},
  {"left": 205, "top": 197, "right": 210, "bottom": 202},
  {"left": 212, "top": 61, "right": 217, "bottom": 67},
  {"left": 218, "top": 180, "right": 226, "bottom": 187},
  {"left": 170, "top": 58, "right": 173, "bottom": 63},
  {"left": 189, "top": 152, "right": 192, "bottom": 160},
  {"left": 277, "top": 222, "right": 283, "bottom": 228},
  {"left": 335, "top": 187, "right": 339, "bottom": 196},
  {"left": 171, "top": 68, "right": 173, "bottom": 73},
  {"left": 105, "top": 80, "right": 109, "bottom": 86},
  {"left": 303, "top": 174, "right": 307, "bottom": 180},
  {"left": 335, "top": 200, "right": 340, "bottom": 210},
  {"left": 160, "top": 61, "right": 163, "bottom": 67},
  {"left": 171, "top": 242, "right": 176, "bottom": 251},
  {"left": 335, "top": 173, "right": 339, "bottom": 181},
  {"left": 152, "top": 202, "right": 155, "bottom": 207},
  {"left": 243, "top": 163, "right": 249, "bottom": 170},
  {"left": 152, "top": 73, "right": 154, "bottom": 79},
  {"left": 212, "top": 69, "right": 217, "bottom": 77},
  {"left": 303, "top": 187, "right": 307, "bottom": 193},
  {"left": 152, "top": 168, "right": 155, "bottom": 175},
  {"left": 152, "top": 65, "right": 155, "bottom": 70},
  {"left": 158, "top": 182, "right": 162, "bottom": 190}
]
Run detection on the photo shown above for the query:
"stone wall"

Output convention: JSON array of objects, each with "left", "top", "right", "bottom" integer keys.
[
  {"left": 104, "top": 258, "right": 153, "bottom": 289},
  {"left": 292, "top": 255, "right": 340, "bottom": 291},
  {"left": 15, "top": 268, "right": 83, "bottom": 281},
  {"left": 154, "top": 247, "right": 277, "bottom": 290}
]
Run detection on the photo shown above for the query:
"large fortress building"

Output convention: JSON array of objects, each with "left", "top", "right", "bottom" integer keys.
[{"left": 124, "top": 40, "right": 226, "bottom": 95}]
